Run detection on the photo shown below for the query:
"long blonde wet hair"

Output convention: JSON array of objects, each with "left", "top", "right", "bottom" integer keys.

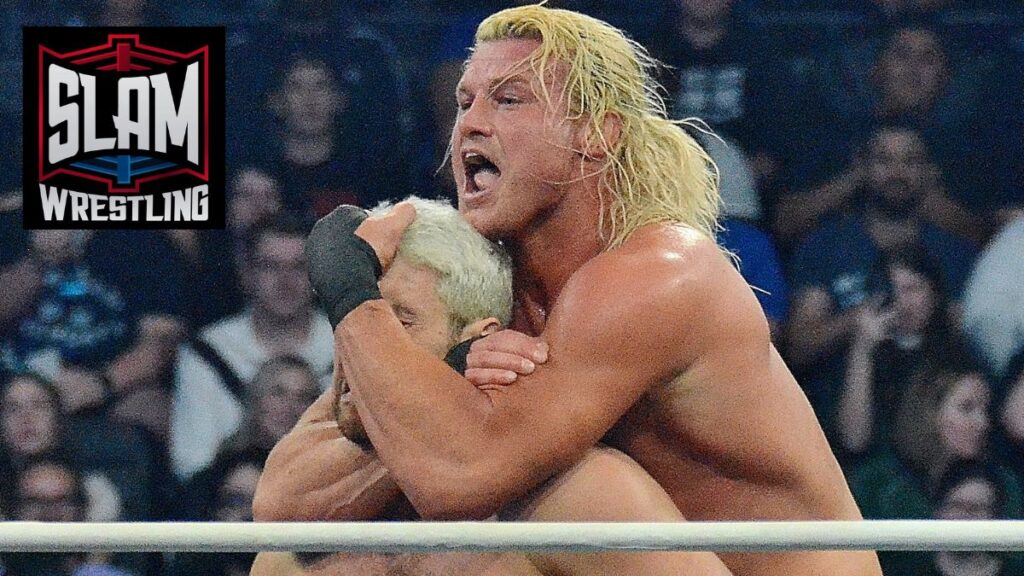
[{"left": 475, "top": 4, "right": 720, "bottom": 248}]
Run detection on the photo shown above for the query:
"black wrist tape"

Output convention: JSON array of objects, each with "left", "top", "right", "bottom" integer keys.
[
  {"left": 443, "top": 335, "right": 486, "bottom": 375},
  {"left": 305, "top": 205, "right": 384, "bottom": 328}
]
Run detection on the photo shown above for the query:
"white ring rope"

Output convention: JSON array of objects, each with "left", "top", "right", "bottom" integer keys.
[{"left": 1, "top": 521, "right": 1023, "bottom": 553}]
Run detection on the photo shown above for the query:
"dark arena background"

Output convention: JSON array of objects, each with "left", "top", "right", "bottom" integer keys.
[{"left": 0, "top": 1, "right": 1022, "bottom": 575}]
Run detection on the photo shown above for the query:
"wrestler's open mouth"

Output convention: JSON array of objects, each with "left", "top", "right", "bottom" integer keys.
[{"left": 463, "top": 151, "right": 501, "bottom": 194}]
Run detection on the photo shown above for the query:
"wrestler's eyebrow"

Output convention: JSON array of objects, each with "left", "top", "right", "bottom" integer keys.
[{"left": 489, "top": 75, "right": 530, "bottom": 94}]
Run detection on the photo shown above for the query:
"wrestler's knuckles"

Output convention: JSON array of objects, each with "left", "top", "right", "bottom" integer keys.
[{"left": 354, "top": 202, "right": 416, "bottom": 270}]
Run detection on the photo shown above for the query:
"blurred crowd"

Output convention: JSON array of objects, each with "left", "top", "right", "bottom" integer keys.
[{"left": 1, "top": 0, "right": 1022, "bottom": 575}]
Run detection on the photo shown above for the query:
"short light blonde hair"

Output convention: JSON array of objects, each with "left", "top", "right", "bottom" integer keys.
[
  {"left": 369, "top": 197, "right": 513, "bottom": 333},
  {"left": 475, "top": 4, "right": 720, "bottom": 248}
]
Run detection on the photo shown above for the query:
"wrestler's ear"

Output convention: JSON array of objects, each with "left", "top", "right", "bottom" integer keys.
[
  {"left": 460, "top": 317, "right": 502, "bottom": 341},
  {"left": 576, "top": 112, "right": 622, "bottom": 161}
]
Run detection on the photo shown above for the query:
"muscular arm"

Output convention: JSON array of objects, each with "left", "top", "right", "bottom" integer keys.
[
  {"left": 340, "top": 234, "right": 740, "bottom": 520},
  {"left": 252, "top": 385, "right": 402, "bottom": 521}
]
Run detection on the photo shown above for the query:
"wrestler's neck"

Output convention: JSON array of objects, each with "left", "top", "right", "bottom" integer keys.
[
  {"left": 251, "top": 306, "right": 314, "bottom": 352},
  {"left": 506, "top": 188, "right": 605, "bottom": 330}
]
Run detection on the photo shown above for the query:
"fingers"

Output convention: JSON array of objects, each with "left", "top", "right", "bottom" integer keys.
[
  {"left": 465, "top": 368, "right": 519, "bottom": 387},
  {"left": 471, "top": 330, "right": 549, "bottom": 363},
  {"left": 364, "top": 201, "right": 417, "bottom": 230},
  {"left": 391, "top": 201, "right": 417, "bottom": 226},
  {"left": 354, "top": 202, "right": 417, "bottom": 271},
  {"left": 466, "top": 350, "right": 537, "bottom": 374},
  {"left": 463, "top": 330, "right": 549, "bottom": 386}
]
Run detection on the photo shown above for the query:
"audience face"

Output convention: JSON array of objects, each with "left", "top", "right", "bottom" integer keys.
[
  {"left": 15, "top": 463, "right": 82, "bottom": 522},
  {"left": 251, "top": 233, "right": 313, "bottom": 321},
  {"left": 676, "top": 0, "right": 735, "bottom": 23},
  {"left": 932, "top": 471, "right": 1002, "bottom": 576},
  {"left": 875, "top": 29, "right": 948, "bottom": 114},
  {"left": 379, "top": 258, "right": 459, "bottom": 359},
  {"left": 866, "top": 127, "right": 930, "bottom": 216},
  {"left": 936, "top": 476, "right": 997, "bottom": 521},
  {"left": 888, "top": 263, "right": 938, "bottom": 338},
  {"left": 276, "top": 59, "right": 344, "bottom": 136},
  {"left": 228, "top": 169, "right": 283, "bottom": 236},
  {"left": 215, "top": 462, "right": 262, "bottom": 522},
  {"left": 937, "top": 374, "right": 990, "bottom": 459},
  {"left": 1, "top": 377, "right": 60, "bottom": 460},
  {"left": 29, "top": 230, "right": 90, "bottom": 266},
  {"left": 254, "top": 364, "right": 320, "bottom": 445}
]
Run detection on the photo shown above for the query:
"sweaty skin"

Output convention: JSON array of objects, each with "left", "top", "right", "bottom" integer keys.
[
  {"left": 336, "top": 38, "right": 881, "bottom": 576},
  {"left": 253, "top": 257, "right": 731, "bottom": 576},
  {"left": 253, "top": 407, "right": 729, "bottom": 576}
]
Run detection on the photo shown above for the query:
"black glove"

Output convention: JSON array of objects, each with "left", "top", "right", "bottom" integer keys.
[{"left": 305, "top": 205, "right": 383, "bottom": 328}]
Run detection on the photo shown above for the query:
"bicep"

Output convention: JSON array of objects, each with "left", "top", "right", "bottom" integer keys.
[
  {"left": 475, "top": 296, "right": 677, "bottom": 495},
  {"left": 475, "top": 244, "right": 743, "bottom": 498}
]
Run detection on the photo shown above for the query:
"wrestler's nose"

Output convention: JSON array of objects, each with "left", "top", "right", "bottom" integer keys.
[{"left": 457, "top": 97, "right": 494, "bottom": 139}]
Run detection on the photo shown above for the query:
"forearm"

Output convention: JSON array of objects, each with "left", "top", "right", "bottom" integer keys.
[
  {"left": 836, "top": 342, "right": 876, "bottom": 454},
  {"left": 253, "top": 389, "right": 402, "bottom": 521},
  {"left": 340, "top": 301, "right": 533, "bottom": 519}
]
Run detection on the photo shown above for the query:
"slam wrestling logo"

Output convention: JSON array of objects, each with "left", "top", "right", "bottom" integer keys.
[{"left": 23, "top": 28, "right": 225, "bottom": 229}]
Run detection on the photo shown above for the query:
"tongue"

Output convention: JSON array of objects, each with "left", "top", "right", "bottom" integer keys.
[{"left": 472, "top": 167, "right": 499, "bottom": 192}]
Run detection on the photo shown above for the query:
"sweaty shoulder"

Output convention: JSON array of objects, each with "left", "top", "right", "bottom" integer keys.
[
  {"left": 549, "top": 224, "right": 763, "bottom": 373},
  {"left": 568, "top": 224, "right": 733, "bottom": 307}
]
